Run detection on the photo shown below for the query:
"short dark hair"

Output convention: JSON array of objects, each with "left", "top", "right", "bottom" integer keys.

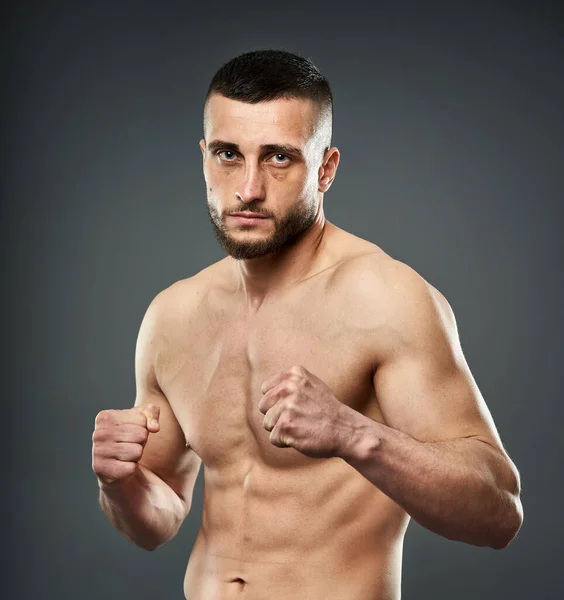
[{"left": 203, "top": 49, "right": 333, "bottom": 147}]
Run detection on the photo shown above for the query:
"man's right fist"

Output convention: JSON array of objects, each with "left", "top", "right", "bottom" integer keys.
[{"left": 92, "top": 403, "right": 160, "bottom": 485}]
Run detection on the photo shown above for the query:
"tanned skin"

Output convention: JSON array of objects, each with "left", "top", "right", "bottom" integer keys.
[{"left": 93, "top": 94, "right": 522, "bottom": 600}]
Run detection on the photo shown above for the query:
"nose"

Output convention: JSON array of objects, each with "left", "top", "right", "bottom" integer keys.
[{"left": 235, "top": 163, "right": 266, "bottom": 204}]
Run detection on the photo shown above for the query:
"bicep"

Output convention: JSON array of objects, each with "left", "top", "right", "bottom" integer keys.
[
  {"left": 134, "top": 294, "right": 202, "bottom": 514},
  {"left": 374, "top": 344, "right": 504, "bottom": 451},
  {"left": 372, "top": 266, "right": 505, "bottom": 453}
]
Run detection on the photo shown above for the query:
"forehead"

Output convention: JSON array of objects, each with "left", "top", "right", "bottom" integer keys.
[{"left": 204, "top": 94, "right": 317, "bottom": 144}]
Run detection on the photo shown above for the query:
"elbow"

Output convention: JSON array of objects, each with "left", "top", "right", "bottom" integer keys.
[
  {"left": 489, "top": 454, "right": 524, "bottom": 550},
  {"left": 490, "top": 493, "right": 524, "bottom": 550},
  {"left": 127, "top": 535, "right": 166, "bottom": 552},
  {"left": 143, "top": 543, "right": 162, "bottom": 552},
  {"left": 130, "top": 523, "right": 182, "bottom": 552},
  {"left": 138, "top": 537, "right": 170, "bottom": 552}
]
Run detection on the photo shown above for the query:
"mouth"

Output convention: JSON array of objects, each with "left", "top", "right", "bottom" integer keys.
[{"left": 229, "top": 212, "right": 269, "bottom": 224}]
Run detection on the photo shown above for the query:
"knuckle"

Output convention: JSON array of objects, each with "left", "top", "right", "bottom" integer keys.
[
  {"left": 110, "top": 443, "right": 123, "bottom": 458},
  {"left": 95, "top": 410, "right": 112, "bottom": 426},
  {"left": 91, "top": 438, "right": 106, "bottom": 455},
  {"left": 285, "top": 400, "right": 296, "bottom": 414},
  {"left": 131, "top": 408, "right": 148, "bottom": 427},
  {"left": 122, "top": 424, "right": 148, "bottom": 443},
  {"left": 289, "top": 365, "right": 305, "bottom": 377},
  {"left": 122, "top": 462, "right": 137, "bottom": 476},
  {"left": 134, "top": 425, "right": 150, "bottom": 443},
  {"left": 96, "top": 441, "right": 114, "bottom": 459},
  {"left": 92, "top": 456, "right": 106, "bottom": 474},
  {"left": 93, "top": 426, "right": 112, "bottom": 444},
  {"left": 116, "top": 442, "right": 141, "bottom": 461},
  {"left": 285, "top": 383, "right": 298, "bottom": 396},
  {"left": 132, "top": 444, "right": 144, "bottom": 460},
  {"left": 93, "top": 426, "right": 112, "bottom": 442}
]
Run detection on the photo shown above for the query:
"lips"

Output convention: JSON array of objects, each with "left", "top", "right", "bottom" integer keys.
[{"left": 230, "top": 212, "right": 267, "bottom": 219}]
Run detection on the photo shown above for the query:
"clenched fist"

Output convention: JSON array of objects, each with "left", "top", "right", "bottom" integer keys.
[
  {"left": 259, "top": 365, "right": 359, "bottom": 459},
  {"left": 92, "top": 403, "right": 160, "bottom": 485}
]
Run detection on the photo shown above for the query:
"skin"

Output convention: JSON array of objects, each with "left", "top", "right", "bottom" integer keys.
[{"left": 95, "top": 93, "right": 522, "bottom": 599}]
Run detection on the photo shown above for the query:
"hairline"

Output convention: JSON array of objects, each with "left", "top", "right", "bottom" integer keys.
[{"left": 202, "top": 92, "right": 332, "bottom": 153}]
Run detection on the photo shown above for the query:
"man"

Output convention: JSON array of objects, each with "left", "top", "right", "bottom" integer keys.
[{"left": 92, "top": 49, "right": 523, "bottom": 599}]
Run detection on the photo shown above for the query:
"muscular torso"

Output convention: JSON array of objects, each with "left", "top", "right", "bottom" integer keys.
[{"left": 157, "top": 227, "right": 410, "bottom": 600}]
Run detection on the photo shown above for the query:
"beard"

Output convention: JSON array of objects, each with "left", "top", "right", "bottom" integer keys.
[{"left": 206, "top": 196, "right": 318, "bottom": 260}]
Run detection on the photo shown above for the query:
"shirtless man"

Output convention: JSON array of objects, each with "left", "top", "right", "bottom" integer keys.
[{"left": 92, "top": 49, "right": 523, "bottom": 599}]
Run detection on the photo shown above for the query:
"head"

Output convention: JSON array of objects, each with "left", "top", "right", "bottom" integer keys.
[{"left": 200, "top": 49, "right": 340, "bottom": 260}]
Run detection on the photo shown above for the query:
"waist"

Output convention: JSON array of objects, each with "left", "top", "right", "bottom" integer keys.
[{"left": 184, "top": 531, "right": 404, "bottom": 600}]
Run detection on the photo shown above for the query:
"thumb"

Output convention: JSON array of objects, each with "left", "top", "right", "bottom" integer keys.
[{"left": 138, "top": 403, "right": 160, "bottom": 433}]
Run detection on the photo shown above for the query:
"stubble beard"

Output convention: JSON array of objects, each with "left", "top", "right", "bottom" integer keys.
[{"left": 206, "top": 196, "right": 318, "bottom": 260}]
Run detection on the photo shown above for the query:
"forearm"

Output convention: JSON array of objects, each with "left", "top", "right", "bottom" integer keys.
[
  {"left": 98, "top": 464, "right": 186, "bottom": 551},
  {"left": 339, "top": 412, "right": 522, "bottom": 549}
]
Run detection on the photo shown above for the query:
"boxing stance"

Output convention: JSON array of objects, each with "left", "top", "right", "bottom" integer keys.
[{"left": 92, "top": 49, "right": 523, "bottom": 600}]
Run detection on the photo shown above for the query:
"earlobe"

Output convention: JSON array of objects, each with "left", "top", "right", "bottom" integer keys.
[
  {"left": 318, "top": 177, "right": 331, "bottom": 192},
  {"left": 318, "top": 166, "right": 328, "bottom": 188},
  {"left": 317, "top": 147, "right": 339, "bottom": 191}
]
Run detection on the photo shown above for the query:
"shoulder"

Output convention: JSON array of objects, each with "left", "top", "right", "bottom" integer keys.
[
  {"left": 138, "top": 258, "right": 227, "bottom": 330},
  {"left": 332, "top": 253, "right": 458, "bottom": 353},
  {"left": 162, "top": 257, "right": 235, "bottom": 304},
  {"left": 336, "top": 251, "right": 450, "bottom": 309},
  {"left": 142, "top": 257, "right": 240, "bottom": 342}
]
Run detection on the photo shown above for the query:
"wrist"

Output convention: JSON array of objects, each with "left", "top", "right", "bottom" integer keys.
[
  {"left": 97, "top": 470, "right": 139, "bottom": 498},
  {"left": 336, "top": 405, "right": 382, "bottom": 462}
]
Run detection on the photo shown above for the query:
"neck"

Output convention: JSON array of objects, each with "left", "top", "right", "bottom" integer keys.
[{"left": 230, "top": 209, "right": 331, "bottom": 312}]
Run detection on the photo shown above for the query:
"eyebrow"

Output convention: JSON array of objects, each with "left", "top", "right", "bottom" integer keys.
[{"left": 207, "top": 139, "right": 304, "bottom": 158}]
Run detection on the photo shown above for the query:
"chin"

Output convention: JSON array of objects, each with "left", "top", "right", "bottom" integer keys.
[{"left": 223, "top": 239, "right": 278, "bottom": 260}]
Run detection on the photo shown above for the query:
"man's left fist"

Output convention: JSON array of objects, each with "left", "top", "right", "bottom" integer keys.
[{"left": 258, "top": 365, "right": 356, "bottom": 459}]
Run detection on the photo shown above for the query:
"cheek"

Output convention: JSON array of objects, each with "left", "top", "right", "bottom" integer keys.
[
  {"left": 269, "top": 165, "right": 309, "bottom": 187},
  {"left": 288, "top": 173, "right": 315, "bottom": 198},
  {"left": 205, "top": 166, "right": 236, "bottom": 197},
  {"left": 210, "top": 165, "right": 239, "bottom": 186}
]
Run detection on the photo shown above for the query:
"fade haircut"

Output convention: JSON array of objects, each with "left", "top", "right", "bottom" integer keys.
[{"left": 203, "top": 49, "right": 333, "bottom": 153}]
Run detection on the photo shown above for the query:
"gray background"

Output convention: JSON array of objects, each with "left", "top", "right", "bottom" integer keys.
[{"left": 4, "top": 1, "right": 563, "bottom": 598}]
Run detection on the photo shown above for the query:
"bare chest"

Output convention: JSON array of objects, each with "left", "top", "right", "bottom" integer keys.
[{"left": 157, "top": 281, "right": 384, "bottom": 469}]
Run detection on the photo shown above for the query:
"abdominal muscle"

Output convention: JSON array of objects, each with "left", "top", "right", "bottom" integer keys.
[{"left": 182, "top": 456, "right": 410, "bottom": 600}]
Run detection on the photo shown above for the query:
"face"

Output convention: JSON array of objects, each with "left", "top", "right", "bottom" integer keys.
[{"left": 200, "top": 94, "right": 338, "bottom": 260}]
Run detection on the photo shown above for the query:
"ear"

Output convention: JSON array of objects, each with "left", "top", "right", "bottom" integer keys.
[
  {"left": 199, "top": 139, "right": 206, "bottom": 158},
  {"left": 318, "top": 147, "right": 340, "bottom": 193}
]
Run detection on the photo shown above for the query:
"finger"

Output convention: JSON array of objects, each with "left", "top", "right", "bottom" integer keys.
[
  {"left": 92, "top": 422, "right": 149, "bottom": 445},
  {"left": 135, "top": 403, "right": 161, "bottom": 433},
  {"left": 101, "top": 408, "right": 146, "bottom": 428},
  {"left": 111, "top": 441, "right": 144, "bottom": 462},
  {"left": 114, "top": 423, "right": 150, "bottom": 445},
  {"left": 263, "top": 400, "right": 286, "bottom": 433},
  {"left": 269, "top": 419, "right": 293, "bottom": 449},
  {"left": 258, "top": 388, "right": 282, "bottom": 415},
  {"left": 97, "top": 460, "right": 137, "bottom": 483},
  {"left": 260, "top": 368, "right": 289, "bottom": 395}
]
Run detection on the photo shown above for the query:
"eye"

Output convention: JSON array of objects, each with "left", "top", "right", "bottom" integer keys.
[
  {"left": 217, "top": 150, "right": 238, "bottom": 161},
  {"left": 270, "top": 153, "right": 290, "bottom": 166}
]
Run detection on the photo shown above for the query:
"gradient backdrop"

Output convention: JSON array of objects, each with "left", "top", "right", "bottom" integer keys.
[{"left": 4, "top": 1, "right": 563, "bottom": 599}]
